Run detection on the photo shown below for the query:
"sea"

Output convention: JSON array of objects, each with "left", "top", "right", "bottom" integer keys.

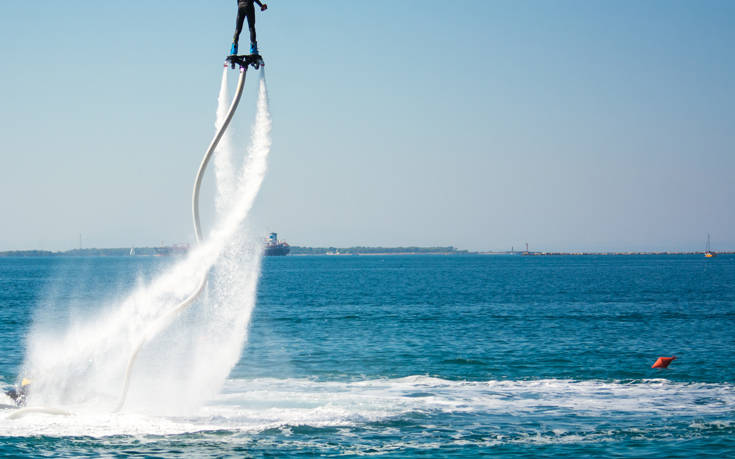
[{"left": 0, "top": 254, "right": 733, "bottom": 457}]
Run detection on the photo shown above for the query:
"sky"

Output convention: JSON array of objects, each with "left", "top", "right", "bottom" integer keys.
[{"left": 1, "top": 1, "right": 733, "bottom": 252}]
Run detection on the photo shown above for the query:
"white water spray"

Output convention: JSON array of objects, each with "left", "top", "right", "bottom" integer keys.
[
  {"left": 20, "top": 70, "right": 272, "bottom": 415},
  {"left": 214, "top": 67, "right": 236, "bottom": 215}
]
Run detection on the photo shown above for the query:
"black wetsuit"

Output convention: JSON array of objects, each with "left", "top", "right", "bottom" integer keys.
[
  {"left": 233, "top": 0, "right": 261, "bottom": 47},
  {"left": 5, "top": 387, "right": 27, "bottom": 407}
]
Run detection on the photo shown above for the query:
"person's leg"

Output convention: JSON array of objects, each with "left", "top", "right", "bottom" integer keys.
[
  {"left": 232, "top": 5, "right": 247, "bottom": 53},
  {"left": 246, "top": 3, "right": 257, "bottom": 53}
]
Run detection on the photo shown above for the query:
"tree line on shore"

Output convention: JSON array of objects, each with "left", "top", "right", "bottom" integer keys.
[{"left": 0, "top": 246, "right": 466, "bottom": 257}]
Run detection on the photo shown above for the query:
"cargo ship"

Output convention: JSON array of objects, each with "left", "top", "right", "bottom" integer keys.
[{"left": 265, "top": 233, "right": 290, "bottom": 256}]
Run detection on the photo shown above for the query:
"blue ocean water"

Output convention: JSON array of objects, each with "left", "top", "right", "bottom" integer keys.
[{"left": 1, "top": 254, "right": 734, "bottom": 457}]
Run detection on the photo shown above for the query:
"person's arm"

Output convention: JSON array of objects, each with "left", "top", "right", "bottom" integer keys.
[{"left": 254, "top": 0, "right": 268, "bottom": 11}]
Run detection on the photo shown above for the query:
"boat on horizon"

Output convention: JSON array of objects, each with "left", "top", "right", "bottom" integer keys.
[
  {"left": 265, "top": 233, "right": 290, "bottom": 256},
  {"left": 154, "top": 244, "right": 189, "bottom": 257},
  {"left": 705, "top": 233, "right": 716, "bottom": 258}
]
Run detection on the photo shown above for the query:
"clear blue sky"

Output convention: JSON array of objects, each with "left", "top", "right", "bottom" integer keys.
[{"left": 1, "top": 1, "right": 733, "bottom": 252}]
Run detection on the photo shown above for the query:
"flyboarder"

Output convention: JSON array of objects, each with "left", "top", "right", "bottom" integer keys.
[
  {"left": 4, "top": 378, "right": 31, "bottom": 407},
  {"left": 231, "top": 0, "right": 268, "bottom": 56}
]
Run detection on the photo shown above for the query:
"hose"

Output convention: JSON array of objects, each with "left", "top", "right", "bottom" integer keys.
[{"left": 113, "top": 66, "right": 249, "bottom": 412}]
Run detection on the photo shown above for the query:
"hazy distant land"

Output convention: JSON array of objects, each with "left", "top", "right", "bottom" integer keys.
[{"left": 0, "top": 247, "right": 730, "bottom": 257}]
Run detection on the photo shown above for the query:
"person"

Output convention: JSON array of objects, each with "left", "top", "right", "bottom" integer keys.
[
  {"left": 4, "top": 378, "right": 31, "bottom": 407},
  {"left": 231, "top": 0, "right": 268, "bottom": 56}
]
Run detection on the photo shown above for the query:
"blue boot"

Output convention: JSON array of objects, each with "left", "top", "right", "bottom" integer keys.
[
  {"left": 230, "top": 43, "right": 238, "bottom": 56},
  {"left": 250, "top": 42, "right": 258, "bottom": 55}
]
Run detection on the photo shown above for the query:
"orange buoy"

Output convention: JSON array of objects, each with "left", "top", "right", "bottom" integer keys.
[{"left": 652, "top": 356, "right": 677, "bottom": 369}]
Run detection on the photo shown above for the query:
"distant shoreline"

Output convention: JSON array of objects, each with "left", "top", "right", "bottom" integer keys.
[
  {"left": 0, "top": 247, "right": 731, "bottom": 257},
  {"left": 476, "top": 251, "right": 734, "bottom": 256}
]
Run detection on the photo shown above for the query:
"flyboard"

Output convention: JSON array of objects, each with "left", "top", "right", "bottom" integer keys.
[
  {"left": 6, "top": 54, "right": 264, "bottom": 419},
  {"left": 226, "top": 53, "right": 264, "bottom": 70}
]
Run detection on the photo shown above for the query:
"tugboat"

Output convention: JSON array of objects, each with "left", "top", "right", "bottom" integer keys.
[{"left": 265, "top": 233, "right": 290, "bottom": 256}]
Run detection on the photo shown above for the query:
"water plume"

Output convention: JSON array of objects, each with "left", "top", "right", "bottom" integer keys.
[
  {"left": 20, "top": 70, "right": 272, "bottom": 415},
  {"left": 214, "top": 67, "right": 236, "bottom": 215}
]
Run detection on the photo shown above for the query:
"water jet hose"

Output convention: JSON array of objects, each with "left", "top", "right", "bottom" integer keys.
[
  {"left": 113, "top": 66, "right": 249, "bottom": 412},
  {"left": 4, "top": 67, "right": 250, "bottom": 421}
]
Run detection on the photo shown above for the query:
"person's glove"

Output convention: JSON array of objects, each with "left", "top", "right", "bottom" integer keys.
[{"left": 261, "top": 3, "right": 268, "bottom": 11}]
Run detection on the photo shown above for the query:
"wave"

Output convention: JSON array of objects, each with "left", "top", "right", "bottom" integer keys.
[
  {"left": 440, "top": 358, "right": 487, "bottom": 365},
  {"left": 1, "top": 376, "right": 733, "bottom": 439}
]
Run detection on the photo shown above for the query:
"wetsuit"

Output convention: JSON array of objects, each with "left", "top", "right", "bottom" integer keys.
[
  {"left": 5, "top": 386, "right": 27, "bottom": 406},
  {"left": 233, "top": 0, "right": 264, "bottom": 49}
]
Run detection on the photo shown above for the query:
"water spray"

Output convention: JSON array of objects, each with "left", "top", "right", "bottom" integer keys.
[
  {"left": 7, "top": 56, "right": 267, "bottom": 421},
  {"left": 114, "top": 64, "right": 252, "bottom": 412}
]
